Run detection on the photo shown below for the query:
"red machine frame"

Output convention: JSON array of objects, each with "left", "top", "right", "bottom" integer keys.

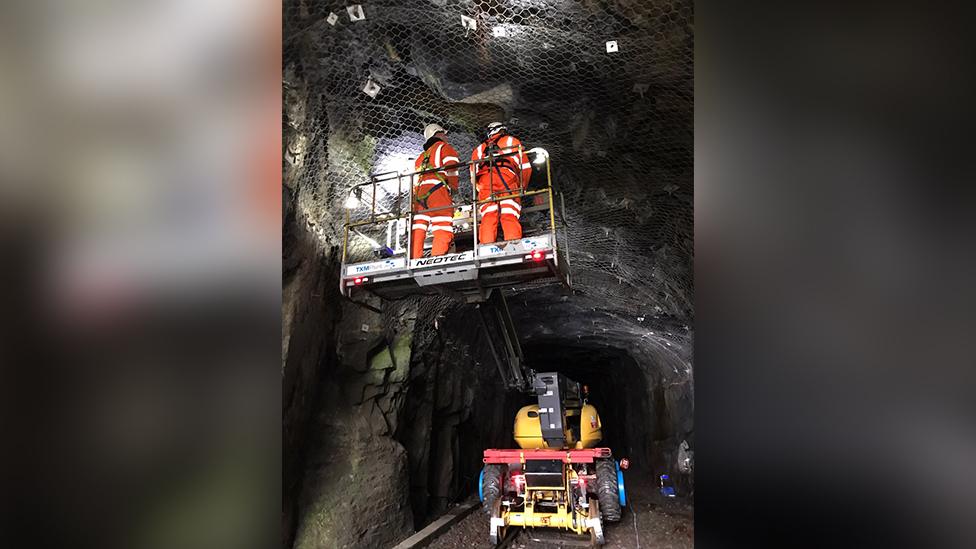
[{"left": 483, "top": 447, "right": 613, "bottom": 464}]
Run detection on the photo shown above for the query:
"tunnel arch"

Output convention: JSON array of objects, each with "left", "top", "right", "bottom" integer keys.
[{"left": 521, "top": 341, "right": 655, "bottom": 468}]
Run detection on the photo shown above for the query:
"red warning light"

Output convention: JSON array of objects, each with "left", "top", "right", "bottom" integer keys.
[
  {"left": 531, "top": 250, "right": 544, "bottom": 261},
  {"left": 353, "top": 277, "right": 364, "bottom": 285}
]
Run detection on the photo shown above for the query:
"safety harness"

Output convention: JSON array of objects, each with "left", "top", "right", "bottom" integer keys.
[
  {"left": 481, "top": 135, "right": 521, "bottom": 193},
  {"left": 413, "top": 142, "right": 452, "bottom": 210}
]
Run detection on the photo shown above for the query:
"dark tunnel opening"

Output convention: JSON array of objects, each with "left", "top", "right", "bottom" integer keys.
[
  {"left": 393, "top": 303, "right": 688, "bottom": 529},
  {"left": 386, "top": 304, "right": 661, "bottom": 521},
  {"left": 521, "top": 342, "right": 655, "bottom": 469}
]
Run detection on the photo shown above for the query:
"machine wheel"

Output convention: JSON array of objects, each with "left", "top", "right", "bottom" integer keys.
[
  {"left": 482, "top": 464, "right": 505, "bottom": 515},
  {"left": 589, "top": 498, "right": 605, "bottom": 546},
  {"left": 595, "top": 459, "right": 622, "bottom": 522},
  {"left": 489, "top": 496, "right": 507, "bottom": 545}
]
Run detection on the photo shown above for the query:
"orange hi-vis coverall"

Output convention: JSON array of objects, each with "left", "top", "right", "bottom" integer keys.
[
  {"left": 411, "top": 138, "right": 460, "bottom": 259},
  {"left": 470, "top": 134, "right": 532, "bottom": 244}
]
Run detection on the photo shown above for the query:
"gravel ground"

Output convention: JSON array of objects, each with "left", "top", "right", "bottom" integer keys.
[{"left": 425, "top": 472, "right": 693, "bottom": 549}]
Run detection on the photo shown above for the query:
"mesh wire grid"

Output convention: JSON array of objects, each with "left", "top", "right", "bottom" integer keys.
[{"left": 284, "top": 0, "right": 693, "bottom": 322}]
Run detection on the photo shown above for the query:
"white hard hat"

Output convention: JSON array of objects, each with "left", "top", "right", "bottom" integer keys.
[
  {"left": 486, "top": 121, "right": 507, "bottom": 138},
  {"left": 423, "top": 123, "right": 447, "bottom": 140}
]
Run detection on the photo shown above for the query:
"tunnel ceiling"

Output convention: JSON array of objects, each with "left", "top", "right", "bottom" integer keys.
[{"left": 284, "top": 0, "right": 693, "bottom": 322}]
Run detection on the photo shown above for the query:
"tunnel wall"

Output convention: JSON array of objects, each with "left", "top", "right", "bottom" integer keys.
[
  {"left": 287, "top": 295, "right": 526, "bottom": 547},
  {"left": 513, "top": 291, "right": 694, "bottom": 472},
  {"left": 394, "top": 304, "right": 523, "bottom": 526},
  {"left": 284, "top": 70, "right": 418, "bottom": 549},
  {"left": 282, "top": 67, "right": 341, "bottom": 548},
  {"left": 282, "top": 1, "right": 694, "bottom": 545},
  {"left": 281, "top": 224, "right": 340, "bottom": 548}
]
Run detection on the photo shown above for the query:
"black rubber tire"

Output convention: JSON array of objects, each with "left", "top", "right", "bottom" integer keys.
[
  {"left": 595, "top": 459, "right": 622, "bottom": 522},
  {"left": 482, "top": 464, "right": 505, "bottom": 515}
]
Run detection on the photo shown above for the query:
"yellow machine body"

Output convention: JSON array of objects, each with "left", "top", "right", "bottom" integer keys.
[{"left": 513, "top": 403, "right": 603, "bottom": 450}]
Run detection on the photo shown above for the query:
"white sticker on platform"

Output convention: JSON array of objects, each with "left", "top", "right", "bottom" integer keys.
[
  {"left": 478, "top": 235, "right": 551, "bottom": 256},
  {"left": 479, "top": 244, "right": 505, "bottom": 256},
  {"left": 346, "top": 257, "right": 405, "bottom": 276}
]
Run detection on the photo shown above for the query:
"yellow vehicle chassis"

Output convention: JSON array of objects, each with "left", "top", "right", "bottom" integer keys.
[
  {"left": 489, "top": 463, "right": 604, "bottom": 542},
  {"left": 503, "top": 505, "right": 594, "bottom": 534}
]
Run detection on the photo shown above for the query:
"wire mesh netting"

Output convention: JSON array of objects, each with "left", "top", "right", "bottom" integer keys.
[{"left": 284, "top": 0, "right": 693, "bottom": 320}]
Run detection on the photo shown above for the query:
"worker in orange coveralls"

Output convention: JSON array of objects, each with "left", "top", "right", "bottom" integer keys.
[
  {"left": 411, "top": 123, "right": 461, "bottom": 259},
  {"left": 470, "top": 122, "right": 532, "bottom": 244}
]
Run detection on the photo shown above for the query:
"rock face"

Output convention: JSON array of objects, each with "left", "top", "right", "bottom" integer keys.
[
  {"left": 394, "top": 304, "right": 521, "bottom": 526},
  {"left": 282, "top": 154, "right": 341, "bottom": 548},
  {"left": 290, "top": 296, "right": 416, "bottom": 549},
  {"left": 286, "top": 294, "right": 521, "bottom": 546},
  {"left": 293, "top": 421, "right": 412, "bottom": 549}
]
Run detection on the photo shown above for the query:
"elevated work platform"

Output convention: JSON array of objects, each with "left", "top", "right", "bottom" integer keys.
[
  {"left": 339, "top": 145, "right": 571, "bottom": 302},
  {"left": 342, "top": 233, "right": 567, "bottom": 301}
]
